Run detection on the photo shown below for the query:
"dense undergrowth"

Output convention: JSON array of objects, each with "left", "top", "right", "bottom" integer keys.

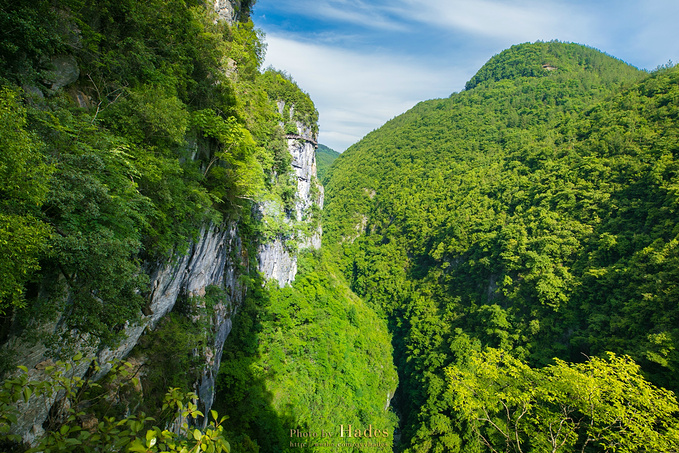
[
  {"left": 0, "top": 0, "right": 319, "bottom": 355},
  {"left": 215, "top": 250, "right": 398, "bottom": 452}
]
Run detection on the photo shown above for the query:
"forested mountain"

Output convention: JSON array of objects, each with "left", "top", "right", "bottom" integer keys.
[
  {"left": 0, "top": 0, "right": 357, "bottom": 451},
  {"left": 324, "top": 41, "right": 679, "bottom": 451},
  {"left": 0, "top": 0, "right": 278, "bottom": 347},
  {"left": 2, "top": 3, "right": 679, "bottom": 451},
  {"left": 315, "top": 144, "right": 340, "bottom": 183}
]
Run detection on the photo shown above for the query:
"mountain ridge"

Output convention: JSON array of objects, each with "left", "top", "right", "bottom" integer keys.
[
  {"left": 322, "top": 41, "right": 679, "bottom": 452},
  {"left": 464, "top": 40, "right": 641, "bottom": 90}
]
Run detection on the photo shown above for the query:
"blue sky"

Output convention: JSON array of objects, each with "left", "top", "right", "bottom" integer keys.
[{"left": 252, "top": 0, "right": 679, "bottom": 152}]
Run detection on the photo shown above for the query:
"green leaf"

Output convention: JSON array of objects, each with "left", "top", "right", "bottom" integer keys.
[{"left": 128, "top": 439, "right": 148, "bottom": 453}]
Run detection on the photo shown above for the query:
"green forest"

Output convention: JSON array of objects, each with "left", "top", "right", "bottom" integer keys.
[
  {"left": 1, "top": 0, "right": 679, "bottom": 452},
  {"left": 324, "top": 42, "right": 679, "bottom": 451},
  {"left": 315, "top": 144, "right": 340, "bottom": 184}
]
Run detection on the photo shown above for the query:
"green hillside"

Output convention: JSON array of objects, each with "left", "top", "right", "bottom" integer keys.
[
  {"left": 3, "top": 7, "right": 679, "bottom": 450},
  {"left": 316, "top": 144, "right": 340, "bottom": 184},
  {"left": 215, "top": 251, "right": 397, "bottom": 452},
  {"left": 324, "top": 41, "right": 679, "bottom": 451}
]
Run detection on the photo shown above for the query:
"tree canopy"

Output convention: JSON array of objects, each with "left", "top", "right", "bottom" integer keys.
[{"left": 323, "top": 41, "right": 679, "bottom": 451}]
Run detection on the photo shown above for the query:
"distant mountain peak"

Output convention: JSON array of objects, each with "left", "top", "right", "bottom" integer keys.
[{"left": 465, "top": 41, "right": 640, "bottom": 90}]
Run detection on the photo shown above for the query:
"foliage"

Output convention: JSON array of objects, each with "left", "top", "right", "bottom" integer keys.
[
  {"left": 215, "top": 250, "right": 398, "bottom": 452},
  {"left": 0, "top": 355, "right": 230, "bottom": 452},
  {"left": 127, "top": 285, "right": 230, "bottom": 424},
  {"left": 322, "top": 41, "right": 679, "bottom": 451},
  {"left": 0, "top": 0, "right": 307, "bottom": 350},
  {"left": 192, "top": 108, "right": 263, "bottom": 205},
  {"left": 0, "top": 88, "right": 52, "bottom": 313},
  {"left": 33, "top": 103, "right": 154, "bottom": 347},
  {"left": 131, "top": 314, "right": 204, "bottom": 420},
  {"left": 447, "top": 349, "right": 679, "bottom": 452},
  {"left": 465, "top": 41, "right": 640, "bottom": 91},
  {"left": 315, "top": 144, "right": 340, "bottom": 185},
  {"left": 0, "top": 1, "right": 393, "bottom": 452},
  {"left": 0, "top": 0, "right": 77, "bottom": 85},
  {"left": 259, "top": 69, "right": 319, "bottom": 134}
]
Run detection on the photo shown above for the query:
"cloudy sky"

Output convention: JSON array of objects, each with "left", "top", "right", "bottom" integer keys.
[{"left": 252, "top": 0, "right": 679, "bottom": 152}]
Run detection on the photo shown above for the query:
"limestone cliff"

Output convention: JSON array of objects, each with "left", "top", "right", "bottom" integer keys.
[
  {"left": 7, "top": 123, "right": 326, "bottom": 442},
  {"left": 2, "top": 7, "right": 326, "bottom": 449},
  {"left": 213, "top": 0, "right": 250, "bottom": 24},
  {"left": 257, "top": 103, "right": 324, "bottom": 287},
  {"left": 7, "top": 133, "right": 323, "bottom": 444}
]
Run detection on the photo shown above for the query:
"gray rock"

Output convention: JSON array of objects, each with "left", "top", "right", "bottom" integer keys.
[
  {"left": 288, "top": 134, "right": 324, "bottom": 224},
  {"left": 74, "top": 91, "right": 91, "bottom": 109},
  {"left": 255, "top": 126, "right": 324, "bottom": 287},
  {"left": 213, "top": 0, "right": 240, "bottom": 24},
  {"left": 7, "top": 223, "right": 244, "bottom": 443},
  {"left": 47, "top": 55, "right": 80, "bottom": 91},
  {"left": 22, "top": 85, "right": 44, "bottom": 100},
  {"left": 258, "top": 238, "right": 298, "bottom": 288}
]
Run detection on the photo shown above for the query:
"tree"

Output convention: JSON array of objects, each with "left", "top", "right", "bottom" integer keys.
[
  {"left": 0, "top": 88, "right": 52, "bottom": 313},
  {"left": 447, "top": 348, "right": 679, "bottom": 452}
]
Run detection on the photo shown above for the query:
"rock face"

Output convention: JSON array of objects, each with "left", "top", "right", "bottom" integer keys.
[
  {"left": 213, "top": 0, "right": 240, "bottom": 24},
  {"left": 7, "top": 104, "right": 324, "bottom": 448},
  {"left": 289, "top": 123, "right": 324, "bottom": 250},
  {"left": 4, "top": 0, "right": 324, "bottom": 442},
  {"left": 258, "top": 239, "right": 298, "bottom": 287},
  {"left": 46, "top": 55, "right": 80, "bottom": 91},
  {"left": 101, "top": 221, "right": 245, "bottom": 416},
  {"left": 256, "top": 105, "right": 324, "bottom": 287},
  {"left": 7, "top": 224, "right": 246, "bottom": 443}
]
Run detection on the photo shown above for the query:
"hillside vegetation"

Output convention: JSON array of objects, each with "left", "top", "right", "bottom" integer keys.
[
  {"left": 0, "top": 1, "right": 396, "bottom": 452},
  {"left": 215, "top": 250, "right": 397, "bottom": 452},
  {"left": 316, "top": 144, "right": 340, "bottom": 184},
  {"left": 3, "top": 5, "right": 679, "bottom": 451},
  {"left": 324, "top": 41, "right": 679, "bottom": 451},
  {"left": 0, "top": 0, "right": 290, "bottom": 349}
]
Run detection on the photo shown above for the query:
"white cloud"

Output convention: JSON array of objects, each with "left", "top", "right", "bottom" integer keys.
[
  {"left": 601, "top": 0, "right": 679, "bottom": 69},
  {"left": 265, "top": 0, "right": 596, "bottom": 42},
  {"left": 265, "top": 0, "right": 405, "bottom": 31},
  {"left": 313, "top": 1, "right": 406, "bottom": 31},
  {"left": 263, "top": 34, "right": 469, "bottom": 151},
  {"left": 392, "top": 0, "right": 597, "bottom": 43},
  {"left": 255, "top": 0, "right": 679, "bottom": 151}
]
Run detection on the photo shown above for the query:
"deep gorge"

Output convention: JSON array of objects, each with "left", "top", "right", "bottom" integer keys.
[{"left": 1, "top": 1, "right": 679, "bottom": 452}]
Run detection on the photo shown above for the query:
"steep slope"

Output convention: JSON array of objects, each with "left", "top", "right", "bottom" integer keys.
[
  {"left": 324, "top": 41, "right": 679, "bottom": 451},
  {"left": 0, "top": 0, "right": 324, "bottom": 448},
  {"left": 215, "top": 250, "right": 398, "bottom": 452},
  {"left": 315, "top": 144, "right": 340, "bottom": 184},
  {"left": 0, "top": 2, "right": 400, "bottom": 452}
]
